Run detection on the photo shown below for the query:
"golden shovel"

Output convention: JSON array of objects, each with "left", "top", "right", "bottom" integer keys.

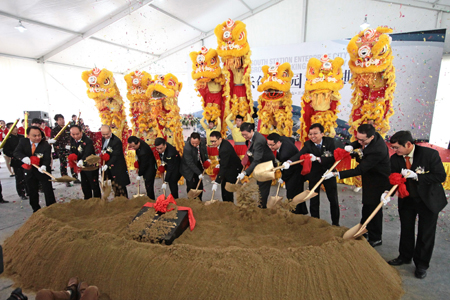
[
  {"left": 99, "top": 162, "right": 112, "bottom": 200},
  {"left": 187, "top": 172, "right": 205, "bottom": 199},
  {"left": 291, "top": 160, "right": 341, "bottom": 205},
  {"left": 267, "top": 181, "right": 283, "bottom": 209},
  {"left": 32, "top": 164, "right": 77, "bottom": 182},
  {"left": 133, "top": 178, "right": 145, "bottom": 198},
  {"left": 205, "top": 189, "right": 219, "bottom": 206},
  {"left": 253, "top": 159, "right": 304, "bottom": 182},
  {"left": 225, "top": 178, "right": 242, "bottom": 193}
]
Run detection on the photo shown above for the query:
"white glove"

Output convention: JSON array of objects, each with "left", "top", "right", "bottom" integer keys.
[
  {"left": 162, "top": 182, "right": 167, "bottom": 190},
  {"left": 282, "top": 160, "right": 292, "bottom": 170},
  {"left": 237, "top": 172, "right": 245, "bottom": 181},
  {"left": 77, "top": 160, "right": 84, "bottom": 167},
  {"left": 39, "top": 165, "right": 46, "bottom": 173},
  {"left": 310, "top": 154, "right": 317, "bottom": 162},
  {"left": 215, "top": 164, "right": 220, "bottom": 168},
  {"left": 278, "top": 178, "right": 284, "bottom": 184},
  {"left": 136, "top": 175, "right": 141, "bottom": 181},
  {"left": 22, "top": 157, "right": 30, "bottom": 165},
  {"left": 381, "top": 191, "right": 391, "bottom": 205},
  {"left": 198, "top": 174, "right": 204, "bottom": 180},
  {"left": 102, "top": 165, "right": 108, "bottom": 172},
  {"left": 48, "top": 139, "right": 56, "bottom": 144},
  {"left": 322, "top": 171, "right": 336, "bottom": 180},
  {"left": 401, "top": 168, "right": 418, "bottom": 180},
  {"left": 344, "top": 145, "right": 353, "bottom": 152},
  {"left": 212, "top": 182, "right": 218, "bottom": 191},
  {"left": 65, "top": 145, "right": 71, "bottom": 150}
]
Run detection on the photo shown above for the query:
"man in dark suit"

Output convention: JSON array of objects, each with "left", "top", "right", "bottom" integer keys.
[
  {"left": 13, "top": 126, "right": 56, "bottom": 212},
  {"left": 70, "top": 125, "right": 101, "bottom": 200},
  {"left": 180, "top": 132, "right": 208, "bottom": 200},
  {"left": 2, "top": 122, "right": 27, "bottom": 200},
  {"left": 238, "top": 122, "right": 276, "bottom": 208},
  {"left": 128, "top": 136, "right": 157, "bottom": 199},
  {"left": 287, "top": 124, "right": 339, "bottom": 224},
  {"left": 210, "top": 131, "right": 243, "bottom": 202},
  {"left": 155, "top": 137, "right": 181, "bottom": 198},
  {"left": 266, "top": 133, "right": 307, "bottom": 214},
  {"left": 386, "top": 131, "right": 447, "bottom": 279},
  {"left": 323, "top": 124, "right": 390, "bottom": 246},
  {"left": 100, "top": 125, "right": 130, "bottom": 198}
]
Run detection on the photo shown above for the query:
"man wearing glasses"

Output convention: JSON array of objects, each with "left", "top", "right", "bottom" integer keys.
[
  {"left": 209, "top": 131, "right": 242, "bottom": 202},
  {"left": 322, "top": 124, "right": 390, "bottom": 247}
]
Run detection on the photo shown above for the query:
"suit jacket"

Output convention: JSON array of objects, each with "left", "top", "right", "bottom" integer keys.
[
  {"left": 339, "top": 132, "right": 390, "bottom": 205},
  {"left": 180, "top": 137, "right": 208, "bottom": 181},
  {"left": 136, "top": 140, "right": 157, "bottom": 179},
  {"left": 276, "top": 136, "right": 301, "bottom": 181},
  {"left": 246, "top": 132, "right": 275, "bottom": 175},
  {"left": 391, "top": 145, "right": 447, "bottom": 214},
  {"left": 13, "top": 138, "right": 52, "bottom": 180},
  {"left": 160, "top": 143, "right": 181, "bottom": 183},
  {"left": 216, "top": 139, "right": 243, "bottom": 184},
  {"left": 70, "top": 134, "right": 96, "bottom": 166},
  {"left": 101, "top": 134, "right": 130, "bottom": 186},
  {"left": 51, "top": 125, "right": 71, "bottom": 151},
  {"left": 3, "top": 134, "right": 24, "bottom": 168}
]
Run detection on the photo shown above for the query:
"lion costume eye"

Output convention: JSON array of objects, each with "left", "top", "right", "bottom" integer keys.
[
  {"left": 358, "top": 45, "right": 371, "bottom": 58},
  {"left": 132, "top": 78, "right": 139, "bottom": 85},
  {"left": 238, "top": 31, "right": 245, "bottom": 41},
  {"left": 223, "top": 31, "right": 231, "bottom": 39},
  {"left": 282, "top": 71, "right": 288, "bottom": 77},
  {"left": 104, "top": 78, "right": 110, "bottom": 86},
  {"left": 210, "top": 57, "right": 217, "bottom": 65},
  {"left": 378, "top": 45, "right": 388, "bottom": 55},
  {"left": 167, "top": 79, "right": 175, "bottom": 86}
]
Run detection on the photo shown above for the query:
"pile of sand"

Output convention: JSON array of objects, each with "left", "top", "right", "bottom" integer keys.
[{"left": 2, "top": 197, "right": 404, "bottom": 300}]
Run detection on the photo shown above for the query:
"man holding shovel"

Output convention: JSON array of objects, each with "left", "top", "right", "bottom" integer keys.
[
  {"left": 155, "top": 138, "right": 181, "bottom": 199},
  {"left": 210, "top": 131, "right": 242, "bottom": 202},
  {"left": 322, "top": 124, "right": 390, "bottom": 246},
  {"left": 128, "top": 136, "right": 157, "bottom": 200}
]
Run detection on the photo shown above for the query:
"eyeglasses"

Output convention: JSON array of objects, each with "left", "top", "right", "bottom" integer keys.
[
  {"left": 356, "top": 138, "right": 370, "bottom": 143},
  {"left": 267, "top": 143, "right": 276, "bottom": 147},
  {"left": 210, "top": 139, "right": 218, "bottom": 143},
  {"left": 390, "top": 146, "right": 401, "bottom": 150}
]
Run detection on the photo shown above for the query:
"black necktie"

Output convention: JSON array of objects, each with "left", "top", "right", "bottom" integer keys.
[{"left": 316, "top": 144, "right": 321, "bottom": 150}]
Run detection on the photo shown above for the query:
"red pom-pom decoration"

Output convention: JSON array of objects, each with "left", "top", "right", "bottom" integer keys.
[
  {"left": 134, "top": 161, "right": 139, "bottom": 169},
  {"left": 68, "top": 153, "right": 78, "bottom": 162},
  {"left": 67, "top": 153, "right": 79, "bottom": 173},
  {"left": 213, "top": 167, "right": 220, "bottom": 176},
  {"left": 300, "top": 154, "right": 312, "bottom": 175},
  {"left": 22, "top": 163, "right": 31, "bottom": 170},
  {"left": 203, "top": 160, "right": 211, "bottom": 169},
  {"left": 154, "top": 194, "right": 177, "bottom": 213},
  {"left": 389, "top": 173, "right": 409, "bottom": 198},
  {"left": 158, "top": 165, "right": 166, "bottom": 173},
  {"left": 101, "top": 153, "right": 110, "bottom": 162},
  {"left": 333, "top": 148, "right": 351, "bottom": 167},
  {"left": 30, "top": 156, "right": 40, "bottom": 166}
]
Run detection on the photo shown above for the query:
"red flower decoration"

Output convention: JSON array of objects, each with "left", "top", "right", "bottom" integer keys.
[
  {"left": 300, "top": 154, "right": 312, "bottom": 175},
  {"left": 134, "top": 161, "right": 139, "bottom": 169},
  {"left": 68, "top": 153, "right": 79, "bottom": 173},
  {"left": 334, "top": 148, "right": 351, "bottom": 167},
  {"left": 101, "top": 153, "right": 110, "bottom": 162},
  {"left": 213, "top": 167, "right": 220, "bottom": 176},
  {"left": 22, "top": 163, "right": 31, "bottom": 170},
  {"left": 68, "top": 153, "right": 78, "bottom": 161},
  {"left": 30, "top": 156, "right": 40, "bottom": 165},
  {"left": 158, "top": 165, "right": 166, "bottom": 173},
  {"left": 154, "top": 194, "right": 177, "bottom": 213},
  {"left": 203, "top": 160, "right": 211, "bottom": 169},
  {"left": 389, "top": 173, "right": 409, "bottom": 198}
]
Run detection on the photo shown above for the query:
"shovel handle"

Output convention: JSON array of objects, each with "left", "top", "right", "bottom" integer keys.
[
  {"left": 32, "top": 164, "right": 56, "bottom": 180},
  {"left": 308, "top": 160, "right": 341, "bottom": 195},
  {"left": 275, "top": 182, "right": 281, "bottom": 197},
  {"left": 195, "top": 171, "right": 206, "bottom": 190},
  {"left": 210, "top": 190, "right": 215, "bottom": 201},
  {"left": 272, "top": 159, "right": 304, "bottom": 172}
]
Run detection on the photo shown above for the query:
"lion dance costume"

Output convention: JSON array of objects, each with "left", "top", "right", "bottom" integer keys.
[
  {"left": 257, "top": 62, "right": 294, "bottom": 137},
  {"left": 214, "top": 18, "right": 253, "bottom": 122},
  {"left": 298, "top": 55, "right": 344, "bottom": 143},
  {"left": 81, "top": 68, "right": 129, "bottom": 151},
  {"left": 347, "top": 27, "right": 396, "bottom": 140}
]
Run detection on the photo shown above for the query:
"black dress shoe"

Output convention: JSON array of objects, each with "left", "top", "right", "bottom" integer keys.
[
  {"left": 388, "top": 257, "right": 411, "bottom": 266},
  {"left": 415, "top": 268, "right": 427, "bottom": 279},
  {"left": 20, "top": 195, "right": 28, "bottom": 200},
  {"left": 0, "top": 199, "right": 9, "bottom": 203},
  {"left": 10, "top": 174, "right": 15, "bottom": 177},
  {"left": 369, "top": 240, "right": 382, "bottom": 247}
]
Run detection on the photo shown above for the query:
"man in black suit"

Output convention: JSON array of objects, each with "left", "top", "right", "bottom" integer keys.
[
  {"left": 155, "top": 137, "right": 181, "bottom": 199},
  {"left": 210, "top": 131, "right": 243, "bottom": 202},
  {"left": 2, "top": 122, "right": 27, "bottom": 200},
  {"left": 180, "top": 132, "right": 208, "bottom": 200},
  {"left": 238, "top": 122, "right": 276, "bottom": 208},
  {"left": 128, "top": 136, "right": 157, "bottom": 199},
  {"left": 13, "top": 126, "right": 56, "bottom": 212},
  {"left": 323, "top": 124, "right": 390, "bottom": 246},
  {"left": 70, "top": 125, "right": 101, "bottom": 199},
  {"left": 287, "top": 124, "right": 339, "bottom": 224},
  {"left": 386, "top": 131, "right": 447, "bottom": 279},
  {"left": 266, "top": 133, "right": 307, "bottom": 214},
  {"left": 100, "top": 125, "right": 130, "bottom": 198}
]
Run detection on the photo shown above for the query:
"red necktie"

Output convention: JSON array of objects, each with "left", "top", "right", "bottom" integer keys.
[
  {"left": 32, "top": 143, "right": 36, "bottom": 155},
  {"left": 405, "top": 156, "right": 411, "bottom": 169}
]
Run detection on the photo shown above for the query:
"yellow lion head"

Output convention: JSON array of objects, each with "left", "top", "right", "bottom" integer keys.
[
  {"left": 145, "top": 73, "right": 182, "bottom": 99},
  {"left": 305, "top": 54, "right": 344, "bottom": 92},
  {"left": 81, "top": 68, "right": 117, "bottom": 99},
  {"left": 347, "top": 27, "right": 393, "bottom": 74},
  {"left": 124, "top": 71, "right": 152, "bottom": 101},
  {"left": 257, "top": 62, "right": 293, "bottom": 95},
  {"left": 189, "top": 46, "right": 222, "bottom": 82},
  {"left": 214, "top": 19, "right": 250, "bottom": 58}
]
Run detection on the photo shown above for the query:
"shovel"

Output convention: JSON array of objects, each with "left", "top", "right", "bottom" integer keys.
[
  {"left": 32, "top": 164, "right": 77, "bottom": 182},
  {"left": 204, "top": 189, "right": 219, "bottom": 206},
  {"left": 343, "top": 184, "right": 398, "bottom": 240},
  {"left": 225, "top": 178, "right": 241, "bottom": 192},
  {"left": 80, "top": 155, "right": 101, "bottom": 171},
  {"left": 99, "top": 163, "right": 112, "bottom": 200},
  {"left": 267, "top": 182, "right": 283, "bottom": 209},
  {"left": 133, "top": 178, "right": 145, "bottom": 198},
  {"left": 253, "top": 159, "right": 304, "bottom": 182},
  {"left": 187, "top": 172, "right": 205, "bottom": 199},
  {"left": 291, "top": 160, "right": 342, "bottom": 205}
]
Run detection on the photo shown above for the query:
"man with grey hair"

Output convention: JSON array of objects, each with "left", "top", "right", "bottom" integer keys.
[{"left": 101, "top": 125, "right": 130, "bottom": 198}]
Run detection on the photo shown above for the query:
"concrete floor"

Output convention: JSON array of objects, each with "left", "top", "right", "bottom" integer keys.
[{"left": 0, "top": 157, "right": 449, "bottom": 300}]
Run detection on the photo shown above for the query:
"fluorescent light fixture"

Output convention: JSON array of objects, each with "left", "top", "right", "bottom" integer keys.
[
  {"left": 360, "top": 16, "right": 370, "bottom": 31},
  {"left": 15, "top": 21, "right": 27, "bottom": 33}
]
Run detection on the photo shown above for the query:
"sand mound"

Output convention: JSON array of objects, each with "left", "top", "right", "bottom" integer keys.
[{"left": 2, "top": 197, "right": 404, "bottom": 300}]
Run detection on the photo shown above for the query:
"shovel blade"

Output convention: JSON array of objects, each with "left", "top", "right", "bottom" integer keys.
[
  {"left": 353, "top": 227, "right": 368, "bottom": 239},
  {"left": 343, "top": 223, "right": 363, "bottom": 240},
  {"left": 187, "top": 189, "right": 202, "bottom": 199},
  {"left": 253, "top": 161, "right": 276, "bottom": 182},
  {"left": 292, "top": 190, "right": 318, "bottom": 205},
  {"left": 52, "top": 175, "right": 78, "bottom": 182},
  {"left": 267, "top": 196, "right": 283, "bottom": 209},
  {"left": 133, "top": 194, "right": 145, "bottom": 198},
  {"left": 205, "top": 199, "right": 219, "bottom": 206},
  {"left": 225, "top": 182, "right": 240, "bottom": 192}
]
